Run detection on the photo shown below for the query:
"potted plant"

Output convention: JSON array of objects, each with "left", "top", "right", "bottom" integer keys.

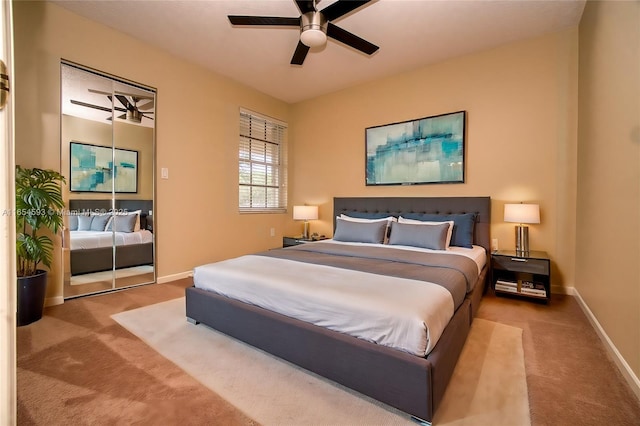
[{"left": 15, "top": 165, "right": 65, "bottom": 326}]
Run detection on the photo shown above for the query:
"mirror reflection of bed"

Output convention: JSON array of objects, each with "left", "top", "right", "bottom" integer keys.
[{"left": 63, "top": 199, "right": 154, "bottom": 298}]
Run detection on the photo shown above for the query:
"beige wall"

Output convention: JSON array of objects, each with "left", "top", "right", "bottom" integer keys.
[
  {"left": 577, "top": 1, "right": 640, "bottom": 378},
  {"left": 289, "top": 29, "right": 579, "bottom": 291},
  {"left": 13, "top": 1, "right": 290, "bottom": 301}
]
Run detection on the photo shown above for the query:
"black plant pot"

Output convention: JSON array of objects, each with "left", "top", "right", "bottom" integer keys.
[{"left": 17, "top": 270, "right": 48, "bottom": 327}]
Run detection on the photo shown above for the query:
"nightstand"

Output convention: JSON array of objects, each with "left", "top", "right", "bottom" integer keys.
[
  {"left": 491, "top": 250, "right": 551, "bottom": 303},
  {"left": 283, "top": 236, "right": 327, "bottom": 247}
]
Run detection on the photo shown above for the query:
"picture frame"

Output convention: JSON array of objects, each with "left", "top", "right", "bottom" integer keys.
[
  {"left": 365, "top": 111, "right": 466, "bottom": 185},
  {"left": 70, "top": 142, "right": 138, "bottom": 193}
]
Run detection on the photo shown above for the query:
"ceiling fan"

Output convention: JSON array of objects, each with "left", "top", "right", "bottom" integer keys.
[
  {"left": 70, "top": 89, "right": 154, "bottom": 123},
  {"left": 228, "top": 0, "right": 378, "bottom": 65}
]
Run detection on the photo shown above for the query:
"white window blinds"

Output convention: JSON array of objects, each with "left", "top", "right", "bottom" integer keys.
[{"left": 239, "top": 109, "right": 288, "bottom": 213}]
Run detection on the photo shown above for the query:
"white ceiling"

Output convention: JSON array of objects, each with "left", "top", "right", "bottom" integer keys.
[{"left": 52, "top": 0, "right": 586, "bottom": 104}]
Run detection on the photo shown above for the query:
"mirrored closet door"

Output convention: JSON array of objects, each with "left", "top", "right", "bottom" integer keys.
[{"left": 61, "top": 62, "right": 156, "bottom": 298}]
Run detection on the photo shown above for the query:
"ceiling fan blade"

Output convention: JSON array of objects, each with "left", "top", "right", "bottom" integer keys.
[
  {"left": 327, "top": 23, "right": 378, "bottom": 55},
  {"left": 295, "top": 0, "right": 315, "bottom": 14},
  {"left": 88, "top": 88, "right": 111, "bottom": 96},
  {"left": 137, "top": 100, "right": 154, "bottom": 110},
  {"left": 291, "top": 40, "right": 310, "bottom": 65},
  {"left": 115, "top": 94, "right": 131, "bottom": 110},
  {"left": 228, "top": 16, "right": 300, "bottom": 26},
  {"left": 321, "top": 0, "right": 371, "bottom": 22},
  {"left": 70, "top": 99, "right": 112, "bottom": 113},
  {"left": 72, "top": 99, "right": 128, "bottom": 116},
  {"left": 88, "top": 90, "right": 114, "bottom": 104},
  {"left": 114, "top": 90, "right": 152, "bottom": 98},
  {"left": 92, "top": 89, "right": 152, "bottom": 100}
]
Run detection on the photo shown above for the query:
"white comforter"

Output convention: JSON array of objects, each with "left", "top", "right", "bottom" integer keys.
[
  {"left": 194, "top": 248, "right": 472, "bottom": 357},
  {"left": 70, "top": 230, "right": 153, "bottom": 250}
]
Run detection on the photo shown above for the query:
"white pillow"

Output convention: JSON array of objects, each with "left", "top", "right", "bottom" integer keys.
[
  {"left": 130, "top": 210, "right": 142, "bottom": 231},
  {"left": 339, "top": 214, "right": 397, "bottom": 224},
  {"left": 339, "top": 215, "right": 397, "bottom": 244},
  {"left": 398, "top": 216, "right": 454, "bottom": 249},
  {"left": 106, "top": 209, "right": 142, "bottom": 232}
]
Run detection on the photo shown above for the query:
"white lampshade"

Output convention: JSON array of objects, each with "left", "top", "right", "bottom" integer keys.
[
  {"left": 504, "top": 203, "right": 540, "bottom": 224},
  {"left": 293, "top": 205, "right": 318, "bottom": 221}
]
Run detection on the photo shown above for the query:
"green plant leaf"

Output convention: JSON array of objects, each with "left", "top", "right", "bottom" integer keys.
[{"left": 15, "top": 166, "right": 66, "bottom": 276}]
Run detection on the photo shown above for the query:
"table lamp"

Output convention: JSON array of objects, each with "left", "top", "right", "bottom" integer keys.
[
  {"left": 293, "top": 205, "right": 318, "bottom": 239},
  {"left": 504, "top": 203, "right": 540, "bottom": 255}
]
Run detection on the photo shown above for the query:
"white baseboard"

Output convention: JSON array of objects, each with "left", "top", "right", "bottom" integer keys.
[
  {"left": 572, "top": 288, "right": 640, "bottom": 401},
  {"left": 551, "top": 284, "right": 574, "bottom": 295},
  {"left": 157, "top": 270, "right": 193, "bottom": 284}
]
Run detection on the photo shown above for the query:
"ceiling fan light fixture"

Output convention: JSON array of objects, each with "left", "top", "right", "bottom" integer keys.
[
  {"left": 300, "top": 11, "right": 327, "bottom": 47},
  {"left": 228, "top": 1, "right": 379, "bottom": 65},
  {"left": 126, "top": 109, "right": 143, "bottom": 123},
  {"left": 301, "top": 29, "right": 327, "bottom": 47}
]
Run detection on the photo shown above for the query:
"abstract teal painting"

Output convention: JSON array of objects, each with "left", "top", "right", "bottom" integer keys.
[{"left": 366, "top": 111, "right": 466, "bottom": 185}]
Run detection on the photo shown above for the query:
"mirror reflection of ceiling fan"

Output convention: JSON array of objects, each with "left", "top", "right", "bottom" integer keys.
[{"left": 70, "top": 89, "right": 154, "bottom": 123}]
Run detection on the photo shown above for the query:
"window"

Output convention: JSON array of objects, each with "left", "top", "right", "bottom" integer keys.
[{"left": 238, "top": 109, "right": 288, "bottom": 213}]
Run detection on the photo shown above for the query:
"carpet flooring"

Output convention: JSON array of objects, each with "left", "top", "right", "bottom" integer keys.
[
  {"left": 477, "top": 289, "right": 640, "bottom": 426},
  {"left": 16, "top": 278, "right": 640, "bottom": 425},
  {"left": 112, "top": 298, "right": 529, "bottom": 425},
  {"left": 17, "top": 279, "right": 256, "bottom": 426}
]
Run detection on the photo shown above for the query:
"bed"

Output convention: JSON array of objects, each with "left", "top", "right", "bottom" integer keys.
[
  {"left": 185, "top": 196, "right": 491, "bottom": 424},
  {"left": 68, "top": 199, "right": 154, "bottom": 275}
]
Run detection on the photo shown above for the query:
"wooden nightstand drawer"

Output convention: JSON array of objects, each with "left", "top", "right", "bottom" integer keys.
[{"left": 492, "top": 256, "right": 549, "bottom": 275}]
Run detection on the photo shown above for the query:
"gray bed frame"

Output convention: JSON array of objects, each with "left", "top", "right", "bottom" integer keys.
[{"left": 185, "top": 196, "right": 491, "bottom": 424}]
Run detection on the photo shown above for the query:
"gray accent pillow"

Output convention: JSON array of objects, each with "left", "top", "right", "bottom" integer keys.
[
  {"left": 109, "top": 213, "right": 137, "bottom": 233},
  {"left": 68, "top": 214, "right": 78, "bottom": 231},
  {"left": 388, "top": 221, "right": 449, "bottom": 250},
  {"left": 401, "top": 212, "right": 477, "bottom": 248},
  {"left": 90, "top": 213, "right": 111, "bottom": 231},
  {"left": 333, "top": 218, "right": 387, "bottom": 244},
  {"left": 77, "top": 215, "right": 93, "bottom": 231}
]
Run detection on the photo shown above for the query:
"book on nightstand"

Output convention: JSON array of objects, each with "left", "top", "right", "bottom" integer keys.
[
  {"left": 521, "top": 288, "right": 547, "bottom": 297},
  {"left": 520, "top": 280, "right": 547, "bottom": 297},
  {"left": 495, "top": 280, "right": 518, "bottom": 293}
]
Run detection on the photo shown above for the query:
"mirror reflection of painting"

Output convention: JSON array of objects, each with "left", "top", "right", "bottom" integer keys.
[{"left": 70, "top": 142, "right": 138, "bottom": 193}]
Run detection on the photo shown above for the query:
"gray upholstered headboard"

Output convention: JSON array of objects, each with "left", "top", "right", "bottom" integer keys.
[{"left": 333, "top": 196, "right": 491, "bottom": 253}]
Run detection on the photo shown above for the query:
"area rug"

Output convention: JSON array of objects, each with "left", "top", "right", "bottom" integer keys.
[{"left": 113, "top": 298, "right": 530, "bottom": 425}]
